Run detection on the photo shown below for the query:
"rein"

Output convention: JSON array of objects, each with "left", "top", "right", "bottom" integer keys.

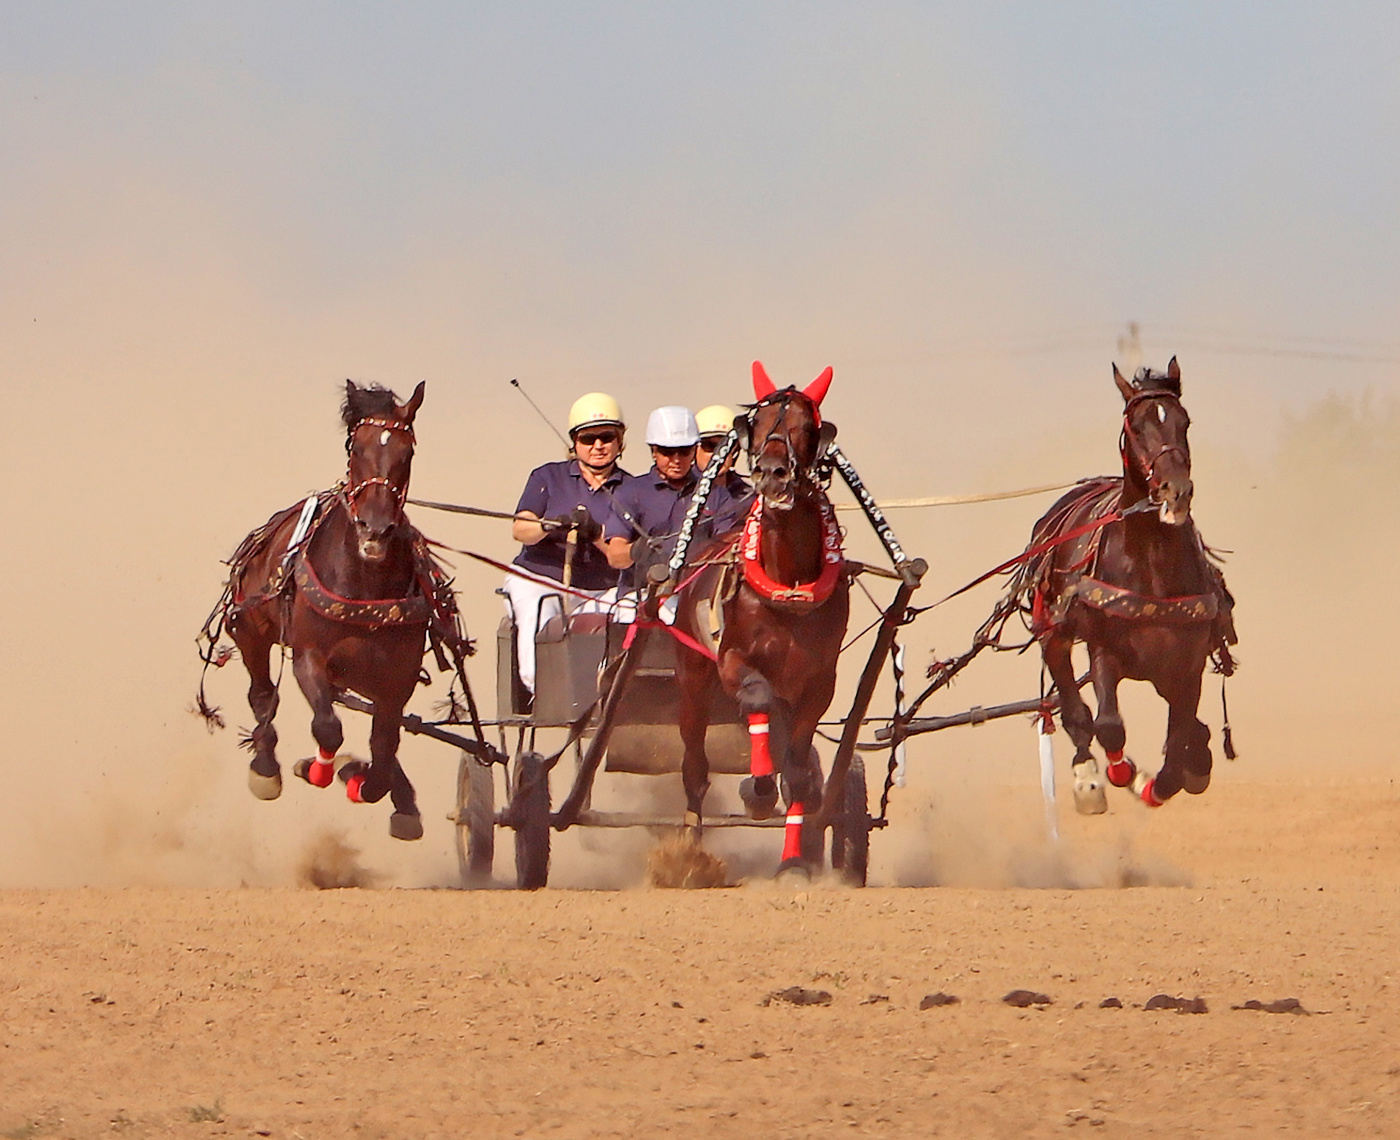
[{"left": 924, "top": 494, "right": 1160, "bottom": 610}]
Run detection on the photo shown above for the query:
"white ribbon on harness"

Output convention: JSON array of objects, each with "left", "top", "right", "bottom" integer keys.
[
  {"left": 1038, "top": 718, "right": 1058, "bottom": 842},
  {"left": 289, "top": 493, "right": 320, "bottom": 552}
]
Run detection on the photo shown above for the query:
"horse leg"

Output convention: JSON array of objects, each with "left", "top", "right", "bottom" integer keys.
[
  {"left": 1044, "top": 634, "right": 1103, "bottom": 815},
  {"left": 234, "top": 623, "right": 283, "bottom": 800},
  {"left": 371, "top": 704, "right": 422, "bottom": 840},
  {"left": 777, "top": 711, "right": 825, "bottom": 876},
  {"left": 676, "top": 669, "right": 713, "bottom": 838},
  {"left": 1151, "top": 670, "right": 1211, "bottom": 804},
  {"left": 290, "top": 649, "right": 344, "bottom": 791},
  {"left": 1090, "top": 651, "right": 1136, "bottom": 790},
  {"left": 729, "top": 665, "right": 780, "bottom": 821}
]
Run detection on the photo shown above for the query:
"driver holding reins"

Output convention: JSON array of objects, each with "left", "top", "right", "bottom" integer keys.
[{"left": 505, "top": 392, "right": 635, "bottom": 693}]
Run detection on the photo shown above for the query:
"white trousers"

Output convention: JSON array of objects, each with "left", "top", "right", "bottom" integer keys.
[{"left": 501, "top": 574, "right": 612, "bottom": 693}]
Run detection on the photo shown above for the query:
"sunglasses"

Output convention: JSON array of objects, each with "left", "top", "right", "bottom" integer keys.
[
  {"left": 652, "top": 445, "right": 695, "bottom": 458},
  {"left": 574, "top": 431, "right": 620, "bottom": 447},
  {"left": 697, "top": 436, "right": 727, "bottom": 449}
]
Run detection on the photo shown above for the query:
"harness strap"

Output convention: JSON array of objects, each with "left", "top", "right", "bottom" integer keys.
[
  {"left": 622, "top": 616, "right": 718, "bottom": 661},
  {"left": 1075, "top": 577, "right": 1219, "bottom": 623},
  {"left": 294, "top": 556, "right": 433, "bottom": 628}
]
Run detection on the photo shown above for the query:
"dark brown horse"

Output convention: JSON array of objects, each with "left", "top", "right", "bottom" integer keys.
[
  {"left": 207, "top": 380, "right": 455, "bottom": 840},
  {"left": 672, "top": 363, "right": 849, "bottom": 873},
  {"left": 1020, "top": 358, "right": 1236, "bottom": 811}
]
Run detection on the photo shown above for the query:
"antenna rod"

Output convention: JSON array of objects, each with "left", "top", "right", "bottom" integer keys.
[{"left": 510, "top": 378, "right": 571, "bottom": 449}]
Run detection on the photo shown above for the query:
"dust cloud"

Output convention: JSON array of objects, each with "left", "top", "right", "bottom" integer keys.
[
  {"left": 296, "top": 831, "right": 379, "bottom": 890},
  {"left": 1, "top": 154, "right": 1396, "bottom": 890}
]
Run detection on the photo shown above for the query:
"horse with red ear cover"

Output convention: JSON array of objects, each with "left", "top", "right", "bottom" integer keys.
[{"left": 672, "top": 360, "right": 849, "bottom": 876}]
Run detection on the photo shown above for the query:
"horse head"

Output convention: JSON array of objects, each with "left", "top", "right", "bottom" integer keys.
[
  {"left": 1114, "top": 357, "right": 1192, "bottom": 525},
  {"left": 743, "top": 362, "right": 837, "bottom": 511},
  {"left": 341, "top": 380, "right": 425, "bottom": 560}
]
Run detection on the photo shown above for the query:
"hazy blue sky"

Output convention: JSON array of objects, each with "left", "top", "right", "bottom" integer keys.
[{"left": 6, "top": 2, "right": 1397, "bottom": 406}]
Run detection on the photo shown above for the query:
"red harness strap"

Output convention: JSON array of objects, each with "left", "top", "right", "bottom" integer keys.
[
  {"left": 739, "top": 498, "right": 844, "bottom": 607},
  {"left": 622, "top": 617, "right": 717, "bottom": 661}
]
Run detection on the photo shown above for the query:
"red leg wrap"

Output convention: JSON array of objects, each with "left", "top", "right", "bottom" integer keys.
[
  {"left": 1105, "top": 751, "right": 1135, "bottom": 788},
  {"left": 345, "top": 773, "right": 367, "bottom": 803},
  {"left": 781, "top": 801, "right": 805, "bottom": 862},
  {"left": 1140, "top": 777, "right": 1163, "bottom": 808},
  {"left": 308, "top": 751, "right": 335, "bottom": 788},
  {"left": 748, "top": 713, "right": 773, "bottom": 778}
]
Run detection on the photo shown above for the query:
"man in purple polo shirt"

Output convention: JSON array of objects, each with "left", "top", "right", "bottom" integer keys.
[
  {"left": 613, "top": 406, "right": 752, "bottom": 598},
  {"left": 504, "top": 392, "right": 635, "bottom": 693}
]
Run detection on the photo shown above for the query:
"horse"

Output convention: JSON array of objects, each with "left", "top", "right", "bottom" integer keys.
[
  {"left": 201, "top": 380, "right": 468, "bottom": 841},
  {"left": 1019, "top": 357, "right": 1236, "bottom": 812},
  {"left": 671, "top": 362, "right": 849, "bottom": 874}
]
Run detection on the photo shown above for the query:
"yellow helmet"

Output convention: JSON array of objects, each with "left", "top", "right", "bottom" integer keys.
[
  {"left": 695, "top": 404, "right": 737, "bottom": 438},
  {"left": 567, "top": 392, "right": 625, "bottom": 435}
]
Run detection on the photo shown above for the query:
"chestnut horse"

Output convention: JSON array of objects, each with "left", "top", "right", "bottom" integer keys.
[
  {"left": 1020, "top": 358, "right": 1236, "bottom": 811},
  {"left": 672, "top": 363, "right": 849, "bottom": 873},
  {"left": 208, "top": 381, "right": 453, "bottom": 840}
]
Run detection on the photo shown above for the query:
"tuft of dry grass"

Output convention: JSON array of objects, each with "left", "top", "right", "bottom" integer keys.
[{"left": 646, "top": 832, "right": 731, "bottom": 889}]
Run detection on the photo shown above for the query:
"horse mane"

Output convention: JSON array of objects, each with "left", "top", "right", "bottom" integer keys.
[
  {"left": 1131, "top": 365, "right": 1181, "bottom": 397},
  {"left": 341, "top": 383, "right": 401, "bottom": 430}
]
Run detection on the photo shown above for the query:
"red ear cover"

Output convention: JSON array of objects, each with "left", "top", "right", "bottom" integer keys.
[
  {"left": 802, "top": 367, "right": 833, "bottom": 408},
  {"left": 751, "top": 360, "right": 776, "bottom": 400}
]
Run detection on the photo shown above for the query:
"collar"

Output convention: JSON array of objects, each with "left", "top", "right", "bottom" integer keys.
[
  {"left": 571, "top": 461, "right": 626, "bottom": 489},
  {"left": 649, "top": 464, "right": 698, "bottom": 493}
]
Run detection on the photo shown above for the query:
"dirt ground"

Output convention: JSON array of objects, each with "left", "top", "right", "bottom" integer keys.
[{"left": 5, "top": 767, "right": 1400, "bottom": 1140}]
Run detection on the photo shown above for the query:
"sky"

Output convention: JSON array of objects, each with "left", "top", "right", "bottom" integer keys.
[{"left": 2, "top": 3, "right": 1397, "bottom": 887}]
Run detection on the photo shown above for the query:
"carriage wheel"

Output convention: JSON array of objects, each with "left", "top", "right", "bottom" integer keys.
[
  {"left": 829, "top": 755, "right": 870, "bottom": 887},
  {"left": 454, "top": 750, "right": 495, "bottom": 887},
  {"left": 512, "top": 751, "right": 551, "bottom": 891}
]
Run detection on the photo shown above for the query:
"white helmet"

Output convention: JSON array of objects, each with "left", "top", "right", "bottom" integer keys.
[
  {"left": 695, "top": 405, "right": 737, "bottom": 439},
  {"left": 645, "top": 406, "right": 700, "bottom": 447},
  {"left": 568, "top": 392, "right": 625, "bottom": 435}
]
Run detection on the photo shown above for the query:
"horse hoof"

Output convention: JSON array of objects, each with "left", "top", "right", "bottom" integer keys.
[
  {"left": 1105, "top": 755, "right": 1137, "bottom": 788},
  {"left": 345, "top": 773, "right": 367, "bottom": 803},
  {"left": 248, "top": 769, "right": 282, "bottom": 801},
  {"left": 389, "top": 812, "right": 424, "bottom": 841},
  {"left": 1181, "top": 769, "right": 1211, "bottom": 795},
  {"left": 1072, "top": 762, "right": 1108, "bottom": 815},
  {"left": 740, "top": 776, "right": 779, "bottom": 821},
  {"left": 1133, "top": 772, "right": 1164, "bottom": 807},
  {"left": 293, "top": 757, "right": 335, "bottom": 788},
  {"left": 775, "top": 857, "right": 812, "bottom": 881}
]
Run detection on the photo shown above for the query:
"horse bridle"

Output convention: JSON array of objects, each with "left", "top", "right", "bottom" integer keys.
[
  {"left": 746, "top": 390, "right": 821, "bottom": 489},
  {"left": 343, "top": 416, "right": 416, "bottom": 520},
  {"left": 1120, "top": 389, "right": 1189, "bottom": 492}
]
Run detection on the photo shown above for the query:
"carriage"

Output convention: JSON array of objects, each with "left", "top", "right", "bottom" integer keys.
[{"left": 434, "top": 596, "right": 887, "bottom": 889}]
